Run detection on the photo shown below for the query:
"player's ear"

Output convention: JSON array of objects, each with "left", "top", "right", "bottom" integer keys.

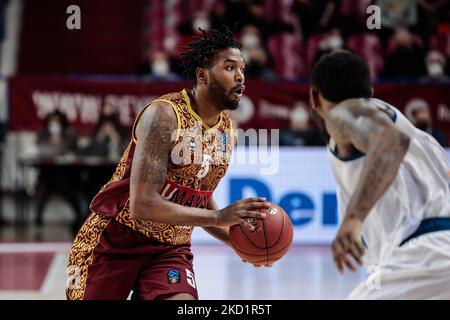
[
  {"left": 196, "top": 67, "right": 208, "bottom": 85},
  {"left": 309, "top": 87, "right": 321, "bottom": 110}
]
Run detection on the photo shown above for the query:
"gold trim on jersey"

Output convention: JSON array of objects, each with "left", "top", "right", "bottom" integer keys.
[
  {"left": 182, "top": 89, "right": 223, "bottom": 131},
  {"left": 66, "top": 213, "right": 111, "bottom": 300},
  {"left": 115, "top": 199, "right": 193, "bottom": 245},
  {"left": 110, "top": 142, "right": 131, "bottom": 183},
  {"left": 131, "top": 100, "right": 181, "bottom": 144},
  {"left": 89, "top": 142, "right": 131, "bottom": 208}
]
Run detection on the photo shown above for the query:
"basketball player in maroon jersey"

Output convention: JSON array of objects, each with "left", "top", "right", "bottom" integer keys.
[{"left": 66, "top": 27, "right": 269, "bottom": 300}]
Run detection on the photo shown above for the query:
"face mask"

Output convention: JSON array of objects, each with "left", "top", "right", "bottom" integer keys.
[
  {"left": 245, "top": 61, "right": 263, "bottom": 76},
  {"left": 291, "top": 108, "right": 309, "bottom": 126},
  {"left": 48, "top": 121, "right": 62, "bottom": 135},
  {"left": 193, "top": 18, "right": 210, "bottom": 32},
  {"left": 415, "top": 121, "right": 430, "bottom": 132},
  {"left": 427, "top": 63, "right": 444, "bottom": 77},
  {"left": 327, "top": 35, "right": 343, "bottom": 50},
  {"left": 242, "top": 33, "right": 260, "bottom": 49},
  {"left": 151, "top": 60, "right": 170, "bottom": 76}
]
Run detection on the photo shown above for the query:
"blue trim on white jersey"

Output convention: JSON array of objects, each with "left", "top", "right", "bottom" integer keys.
[
  {"left": 330, "top": 149, "right": 365, "bottom": 161},
  {"left": 399, "top": 217, "right": 450, "bottom": 246},
  {"left": 328, "top": 100, "right": 397, "bottom": 162}
]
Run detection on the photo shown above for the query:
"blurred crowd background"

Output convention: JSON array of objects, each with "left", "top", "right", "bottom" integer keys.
[
  {"left": 15, "top": 0, "right": 450, "bottom": 82},
  {"left": 0, "top": 0, "right": 448, "bottom": 238}
]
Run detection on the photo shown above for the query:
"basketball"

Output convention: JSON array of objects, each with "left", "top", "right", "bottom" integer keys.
[{"left": 229, "top": 202, "right": 294, "bottom": 266}]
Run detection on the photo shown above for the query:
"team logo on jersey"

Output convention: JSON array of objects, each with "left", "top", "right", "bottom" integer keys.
[
  {"left": 167, "top": 269, "right": 181, "bottom": 284},
  {"left": 189, "top": 138, "right": 197, "bottom": 152},
  {"left": 220, "top": 132, "right": 229, "bottom": 158}
]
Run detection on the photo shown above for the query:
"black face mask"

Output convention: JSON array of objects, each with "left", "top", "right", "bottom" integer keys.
[
  {"left": 415, "top": 121, "right": 430, "bottom": 132},
  {"left": 101, "top": 115, "right": 116, "bottom": 123},
  {"left": 245, "top": 62, "right": 264, "bottom": 77}
]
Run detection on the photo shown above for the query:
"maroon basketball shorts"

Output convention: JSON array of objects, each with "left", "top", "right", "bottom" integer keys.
[{"left": 66, "top": 213, "right": 198, "bottom": 300}]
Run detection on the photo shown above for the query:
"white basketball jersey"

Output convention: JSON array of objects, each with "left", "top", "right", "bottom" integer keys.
[{"left": 328, "top": 98, "right": 450, "bottom": 267}]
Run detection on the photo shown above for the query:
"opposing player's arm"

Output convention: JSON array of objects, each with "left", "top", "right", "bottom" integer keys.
[
  {"left": 327, "top": 99, "right": 411, "bottom": 222},
  {"left": 129, "top": 102, "right": 267, "bottom": 229},
  {"left": 202, "top": 197, "right": 231, "bottom": 246}
]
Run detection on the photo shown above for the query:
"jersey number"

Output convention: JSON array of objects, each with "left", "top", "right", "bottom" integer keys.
[{"left": 186, "top": 269, "right": 196, "bottom": 289}]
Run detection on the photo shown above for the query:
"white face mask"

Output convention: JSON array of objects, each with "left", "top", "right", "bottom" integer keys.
[
  {"left": 48, "top": 121, "right": 62, "bottom": 135},
  {"left": 193, "top": 18, "right": 210, "bottom": 32},
  {"left": 242, "top": 33, "right": 260, "bottom": 49},
  {"left": 291, "top": 108, "right": 309, "bottom": 126},
  {"left": 427, "top": 63, "right": 444, "bottom": 77},
  {"left": 151, "top": 60, "right": 170, "bottom": 77},
  {"left": 327, "top": 35, "right": 343, "bottom": 50}
]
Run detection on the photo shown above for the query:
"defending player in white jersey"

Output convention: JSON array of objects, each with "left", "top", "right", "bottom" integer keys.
[{"left": 309, "top": 50, "right": 450, "bottom": 299}]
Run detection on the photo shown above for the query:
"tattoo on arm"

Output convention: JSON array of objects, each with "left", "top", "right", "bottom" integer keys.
[
  {"left": 131, "top": 103, "right": 176, "bottom": 186},
  {"left": 324, "top": 99, "right": 411, "bottom": 221},
  {"left": 349, "top": 138, "right": 408, "bottom": 218},
  {"left": 324, "top": 100, "right": 378, "bottom": 152}
]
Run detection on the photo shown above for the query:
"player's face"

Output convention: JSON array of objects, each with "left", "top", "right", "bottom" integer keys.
[{"left": 207, "top": 48, "right": 245, "bottom": 111}]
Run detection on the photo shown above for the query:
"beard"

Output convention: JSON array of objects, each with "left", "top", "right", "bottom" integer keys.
[{"left": 207, "top": 74, "right": 240, "bottom": 111}]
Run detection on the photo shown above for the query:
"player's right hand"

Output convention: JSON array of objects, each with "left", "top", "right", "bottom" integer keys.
[
  {"left": 216, "top": 197, "right": 270, "bottom": 231},
  {"left": 332, "top": 216, "right": 365, "bottom": 274}
]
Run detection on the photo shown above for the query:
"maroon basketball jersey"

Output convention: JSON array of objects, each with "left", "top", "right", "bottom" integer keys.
[{"left": 90, "top": 89, "right": 235, "bottom": 245}]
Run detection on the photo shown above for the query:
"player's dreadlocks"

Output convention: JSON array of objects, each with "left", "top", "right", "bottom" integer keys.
[{"left": 180, "top": 26, "right": 241, "bottom": 84}]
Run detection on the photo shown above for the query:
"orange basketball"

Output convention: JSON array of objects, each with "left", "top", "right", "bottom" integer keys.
[{"left": 229, "top": 202, "right": 294, "bottom": 266}]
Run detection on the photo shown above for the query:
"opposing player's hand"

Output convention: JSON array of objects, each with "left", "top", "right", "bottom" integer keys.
[
  {"left": 216, "top": 197, "right": 270, "bottom": 231},
  {"left": 332, "top": 217, "right": 365, "bottom": 274}
]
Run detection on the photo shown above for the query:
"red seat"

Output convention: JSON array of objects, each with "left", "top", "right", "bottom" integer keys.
[
  {"left": 267, "top": 33, "right": 306, "bottom": 79},
  {"left": 339, "top": 0, "right": 374, "bottom": 23},
  {"left": 306, "top": 33, "right": 327, "bottom": 72},
  {"left": 429, "top": 33, "right": 450, "bottom": 58},
  {"left": 346, "top": 33, "right": 384, "bottom": 80}
]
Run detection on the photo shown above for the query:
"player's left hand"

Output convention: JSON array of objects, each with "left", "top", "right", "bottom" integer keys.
[{"left": 332, "top": 217, "right": 365, "bottom": 274}]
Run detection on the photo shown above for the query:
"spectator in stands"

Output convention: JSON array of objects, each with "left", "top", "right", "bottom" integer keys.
[
  {"left": 177, "top": 11, "right": 213, "bottom": 73},
  {"left": 78, "top": 104, "right": 128, "bottom": 227},
  {"left": 37, "top": 110, "right": 77, "bottom": 158},
  {"left": 238, "top": 0, "right": 272, "bottom": 37},
  {"left": 192, "top": 11, "right": 211, "bottom": 33},
  {"left": 338, "top": 0, "right": 373, "bottom": 35},
  {"left": 292, "top": 0, "right": 339, "bottom": 39},
  {"left": 313, "top": 28, "right": 347, "bottom": 65},
  {"left": 378, "top": 0, "right": 419, "bottom": 29},
  {"left": 279, "top": 102, "right": 326, "bottom": 146},
  {"left": 417, "top": 0, "right": 450, "bottom": 38},
  {"left": 244, "top": 47, "right": 278, "bottom": 80},
  {"left": 377, "top": 0, "right": 419, "bottom": 46},
  {"left": 217, "top": 0, "right": 291, "bottom": 38},
  {"left": 82, "top": 104, "right": 128, "bottom": 161},
  {"left": 240, "top": 25, "right": 277, "bottom": 80},
  {"left": 241, "top": 25, "right": 263, "bottom": 50},
  {"left": 138, "top": 50, "right": 182, "bottom": 81},
  {"left": 34, "top": 111, "right": 81, "bottom": 231},
  {"left": 383, "top": 25, "right": 426, "bottom": 78},
  {"left": 420, "top": 49, "right": 450, "bottom": 82},
  {"left": 179, "top": 10, "right": 211, "bottom": 35},
  {"left": 406, "top": 101, "right": 448, "bottom": 147},
  {"left": 210, "top": 0, "right": 228, "bottom": 30},
  {"left": 0, "top": 120, "right": 5, "bottom": 225}
]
